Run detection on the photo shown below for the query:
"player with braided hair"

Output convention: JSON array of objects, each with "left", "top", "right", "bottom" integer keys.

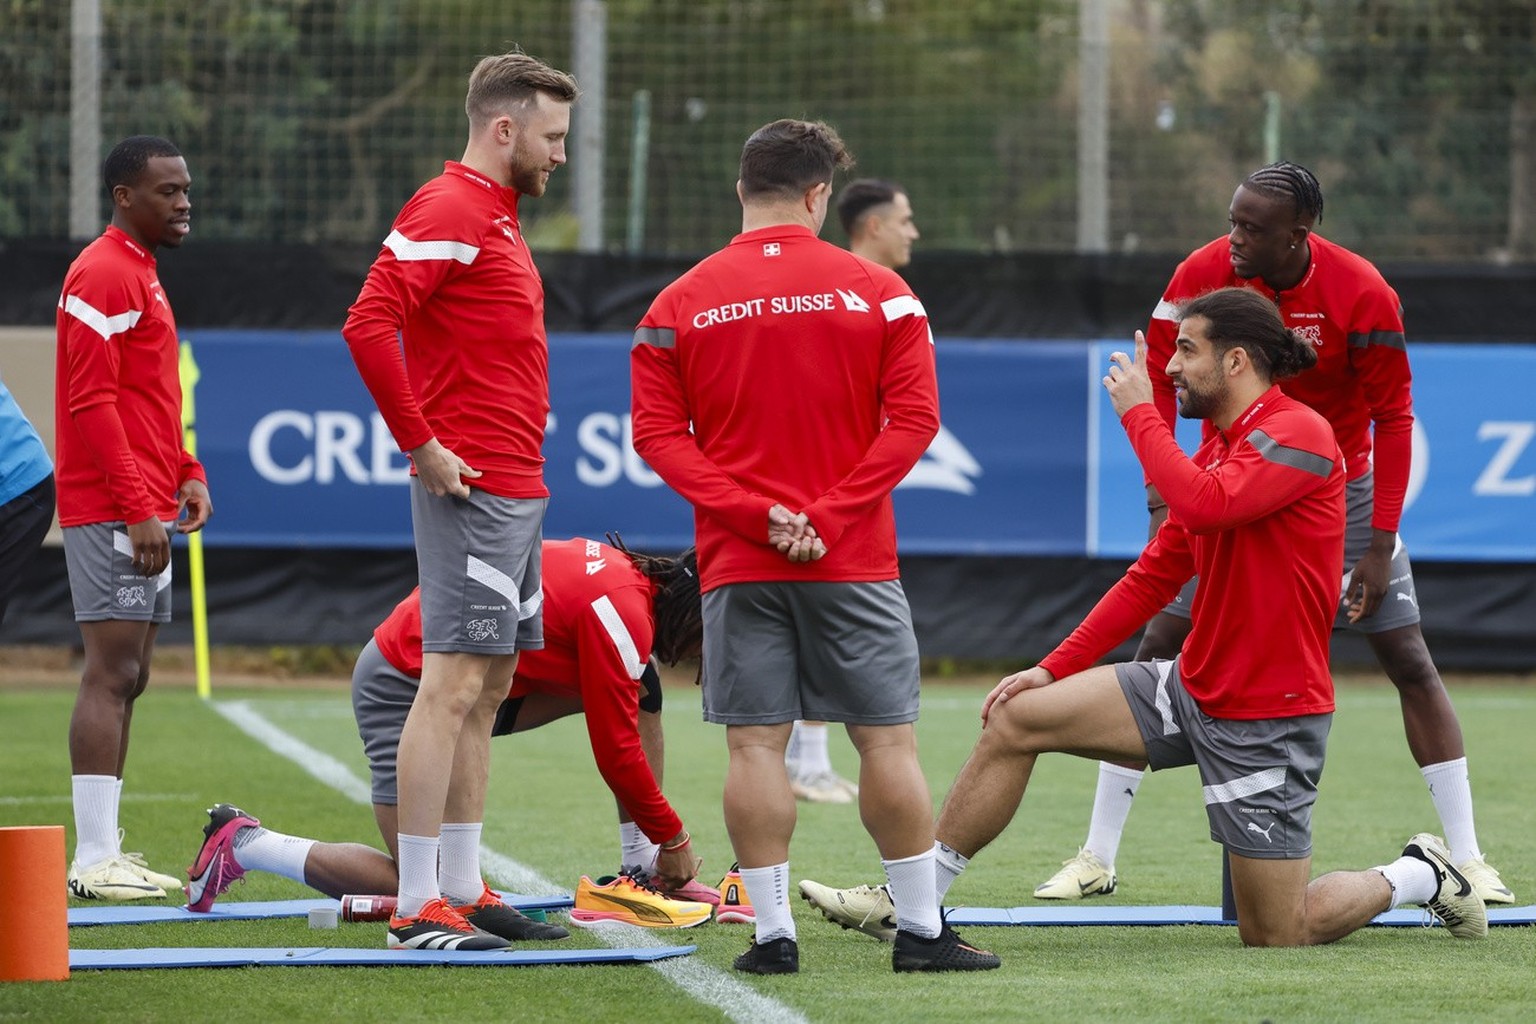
[
  {"left": 609, "top": 533, "right": 702, "bottom": 669},
  {"left": 183, "top": 536, "right": 720, "bottom": 928},
  {"left": 1028, "top": 159, "right": 1513, "bottom": 906}
]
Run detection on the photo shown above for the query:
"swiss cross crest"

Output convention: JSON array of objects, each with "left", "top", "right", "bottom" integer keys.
[{"left": 763, "top": 242, "right": 781, "bottom": 256}]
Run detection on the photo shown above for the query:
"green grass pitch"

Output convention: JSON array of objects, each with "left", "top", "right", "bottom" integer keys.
[{"left": 2, "top": 672, "right": 1532, "bottom": 1023}]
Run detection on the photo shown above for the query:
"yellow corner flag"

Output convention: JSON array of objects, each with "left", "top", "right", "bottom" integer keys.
[{"left": 180, "top": 341, "right": 212, "bottom": 699}]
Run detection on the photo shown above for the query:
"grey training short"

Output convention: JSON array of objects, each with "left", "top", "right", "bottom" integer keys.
[
  {"left": 700, "top": 579, "right": 919, "bottom": 726},
  {"left": 355, "top": 642, "right": 664, "bottom": 804},
  {"left": 410, "top": 479, "right": 545, "bottom": 655},
  {"left": 62, "top": 520, "right": 177, "bottom": 623},
  {"left": 1162, "top": 471, "right": 1420, "bottom": 634},
  {"left": 1116, "top": 658, "right": 1331, "bottom": 860},
  {"left": 351, "top": 638, "right": 419, "bottom": 805}
]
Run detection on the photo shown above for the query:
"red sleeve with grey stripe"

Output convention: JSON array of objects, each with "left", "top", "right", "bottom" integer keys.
[{"left": 1045, "top": 390, "right": 1343, "bottom": 720}]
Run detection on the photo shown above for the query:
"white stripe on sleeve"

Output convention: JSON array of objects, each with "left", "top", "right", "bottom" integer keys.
[
  {"left": 1152, "top": 298, "right": 1180, "bottom": 322},
  {"left": 61, "top": 294, "right": 142, "bottom": 342},
  {"left": 881, "top": 295, "right": 927, "bottom": 322},
  {"left": 590, "top": 595, "right": 644, "bottom": 680},
  {"left": 383, "top": 230, "right": 480, "bottom": 265}
]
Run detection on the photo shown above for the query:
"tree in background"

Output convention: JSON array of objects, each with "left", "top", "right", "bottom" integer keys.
[{"left": 1, "top": 0, "right": 1530, "bottom": 260}]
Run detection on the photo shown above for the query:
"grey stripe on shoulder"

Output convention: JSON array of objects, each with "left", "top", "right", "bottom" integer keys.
[
  {"left": 632, "top": 325, "right": 676, "bottom": 350},
  {"left": 1246, "top": 429, "right": 1335, "bottom": 478},
  {"left": 1346, "top": 329, "right": 1405, "bottom": 350}
]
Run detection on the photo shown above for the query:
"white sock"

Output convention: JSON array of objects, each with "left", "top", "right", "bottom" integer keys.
[
  {"left": 1084, "top": 763, "right": 1143, "bottom": 866},
  {"left": 883, "top": 849, "right": 941, "bottom": 938},
  {"left": 438, "top": 822, "right": 484, "bottom": 905},
  {"left": 113, "top": 778, "right": 125, "bottom": 852},
  {"left": 794, "top": 723, "right": 832, "bottom": 775},
  {"left": 1421, "top": 758, "right": 1482, "bottom": 864},
  {"left": 619, "top": 822, "right": 658, "bottom": 874},
  {"left": 71, "top": 774, "right": 119, "bottom": 867},
  {"left": 395, "top": 833, "right": 441, "bottom": 916},
  {"left": 934, "top": 840, "right": 969, "bottom": 903},
  {"left": 740, "top": 863, "right": 794, "bottom": 943},
  {"left": 1376, "top": 855, "right": 1438, "bottom": 906},
  {"left": 230, "top": 825, "right": 315, "bottom": 884}
]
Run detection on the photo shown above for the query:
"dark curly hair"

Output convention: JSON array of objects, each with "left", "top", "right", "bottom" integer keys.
[{"left": 606, "top": 533, "right": 701, "bottom": 667}]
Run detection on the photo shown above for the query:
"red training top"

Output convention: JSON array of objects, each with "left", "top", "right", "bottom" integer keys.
[
  {"left": 343, "top": 162, "right": 549, "bottom": 498},
  {"left": 1041, "top": 388, "right": 1344, "bottom": 719},
  {"left": 54, "top": 225, "right": 205, "bottom": 527},
  {"left": 372, "top": 537, "right": 682, "bottom": 843},
  {"left": 631, "top": 224, "right": 939, "bottom": 591},
  {"left": 1145, "top": 233, "right": 1413, "bottom": 531}
]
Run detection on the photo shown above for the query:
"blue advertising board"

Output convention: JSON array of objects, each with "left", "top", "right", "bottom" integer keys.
[
  {"left": 188, "top": 331, "right": 1535, "bottom": 561},
  {"left": 1089, "top": 341, "right": 1536, "bottom": 561}
]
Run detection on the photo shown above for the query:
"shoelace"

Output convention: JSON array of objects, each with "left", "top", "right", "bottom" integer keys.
[
  {"left": 851, "top": 885, "right": 891, "bottom": 928},
  {"left": 619, "top": 872, "right": 669, "bottom": 896},
  {"left": 622, "top": 867, "right": 703, "bottom": 898},
  {"left": 115, "top": 828, "right": 154, "bottom": 868},
  {"left": 410, "top": 898, "right": 474, "bottom": 930}
]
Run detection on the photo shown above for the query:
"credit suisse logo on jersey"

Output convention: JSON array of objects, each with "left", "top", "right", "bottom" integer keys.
[{"left": 690, "top": 290, "right": 869, "bottom": 329}]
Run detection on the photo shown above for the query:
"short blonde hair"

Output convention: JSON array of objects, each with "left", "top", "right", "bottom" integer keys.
[{"left": 465, "top": 51, "right": 578, "bottom": 126}]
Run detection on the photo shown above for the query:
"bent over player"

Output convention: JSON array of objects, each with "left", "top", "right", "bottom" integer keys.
[{"left": 184, "top": 537, "right": 715, "bottom": 933}]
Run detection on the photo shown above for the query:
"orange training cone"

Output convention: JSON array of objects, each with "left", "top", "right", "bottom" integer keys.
[{"left": 0, "top": 826, "right": 70, "bottom": 981}]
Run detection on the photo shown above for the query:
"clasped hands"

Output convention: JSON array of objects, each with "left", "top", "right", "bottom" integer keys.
[{"left": 768, "top": 503, "right": 826, "bottom": 563}]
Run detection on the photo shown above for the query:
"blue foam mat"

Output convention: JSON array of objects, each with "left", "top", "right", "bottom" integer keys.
[
  {"left": 69, "top": 944, "right": 694, "bottom": 970},
  {"left": 69, "top": 892, "right": 574, "bottom": 928},
  {"left": 946, "top": 904, "right": 1536, "bottom": 927}
]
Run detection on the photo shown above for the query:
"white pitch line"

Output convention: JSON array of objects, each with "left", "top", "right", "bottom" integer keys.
[{"left": 212, "top": 699, "right": 807, "bottom": 1024}]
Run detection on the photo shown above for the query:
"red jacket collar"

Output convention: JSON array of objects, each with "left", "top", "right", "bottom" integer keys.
[{"left": 103, "top": 225, "right": 155, "bottom": 265}]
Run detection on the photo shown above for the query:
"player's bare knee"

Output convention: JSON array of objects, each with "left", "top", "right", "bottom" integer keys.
[
  {"left": 1236, "top": 912, "right": 1309, "bottom": 947},
  {"left": 82, "top": 654, "right": 146, "bottom": 700},
  {"left": 977, "top": 698, "right": 1040, "bottom": 757},
  {"left": 421, "top": 680, "right": 482, "bottom": 722},
  {"left": 1381, "top": 649, "right": 1441, "bottom": 692},
  {"left": 1371, "top": 627, "right": 1441, "bottom": 691},
  {"left": 1238, "top": 925, "right": 1295, "bottom": 948}
]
